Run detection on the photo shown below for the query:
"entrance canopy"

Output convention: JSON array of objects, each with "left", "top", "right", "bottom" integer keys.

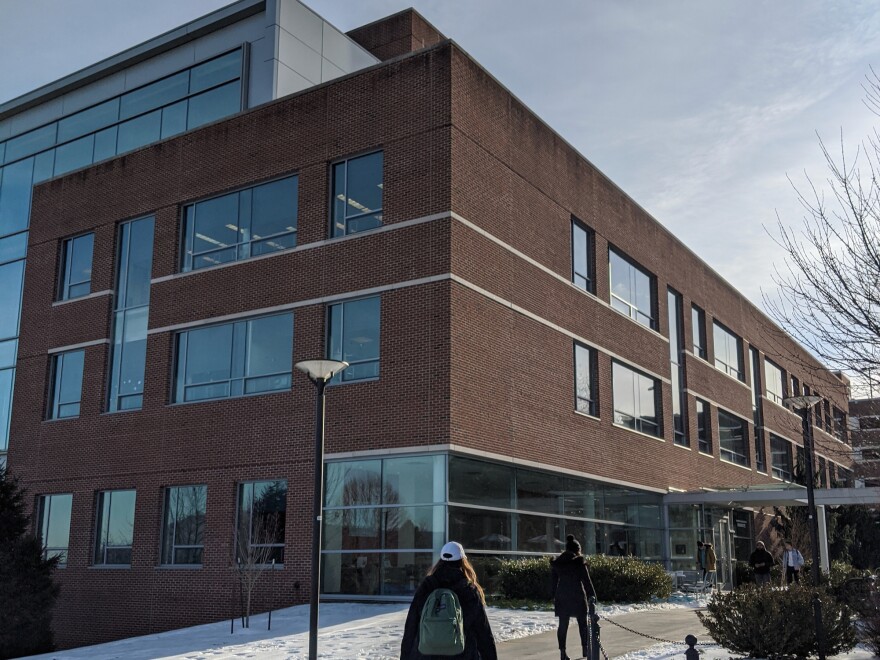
[{"left": 664, "top": 484, "right": 880, "bottom": 508}]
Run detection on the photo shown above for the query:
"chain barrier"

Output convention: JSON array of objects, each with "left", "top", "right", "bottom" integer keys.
[{"left": 597, "top": 613, "right": 720, "bottom": 648}]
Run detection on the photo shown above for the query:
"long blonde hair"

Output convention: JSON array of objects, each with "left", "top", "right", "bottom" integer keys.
[{"left": 428, "top": 557, "right": 486, "bottom": 604}]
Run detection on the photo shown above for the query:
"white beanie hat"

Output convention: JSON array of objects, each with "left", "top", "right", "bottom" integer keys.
[{"left": 440, "top": 541, "right": 466, "bottom": 561}]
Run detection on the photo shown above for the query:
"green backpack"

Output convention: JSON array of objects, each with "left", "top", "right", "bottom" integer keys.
[{"left": 418, "top": 587, "right": 466, "bottom": 655}]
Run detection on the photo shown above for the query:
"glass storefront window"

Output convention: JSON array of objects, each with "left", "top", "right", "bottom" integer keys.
[
  {"left": 449, "top": 456, "right": 513, "bottom": 509},
  {"left": 325, "top": 460, "right": 382, "bottom": 508},
  {"left": 562, "top": 477, "right": 604, "bottom": 520},
  {"left": 516, "top": 513, "right": 562, "bottom": 553},
  {"left": 448, "top": 506, "right": 512, "bottom": 552},
  {"left": 382, "top": 455, "right": 444, "bottom": 506},
  {"left": 515, "top": 468, "right": 564, "bottom": 514}
]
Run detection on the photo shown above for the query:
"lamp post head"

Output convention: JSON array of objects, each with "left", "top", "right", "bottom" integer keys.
[
  {"left": 295, "top": 359, "right": 349, "bottom": 384},
  {"left": 783, "top": 395, "right": 823, "bottom": 410}
]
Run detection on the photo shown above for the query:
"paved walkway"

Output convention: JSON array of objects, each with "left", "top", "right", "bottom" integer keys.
[{"left": 498, "top": 608, "right": 710, "bottom": 659}]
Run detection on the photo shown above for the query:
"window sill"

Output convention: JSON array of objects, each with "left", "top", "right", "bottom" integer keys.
[
  {"left": 698, "top": 450, "right": 714, "bottom": 458},
  {"left": 574, "top": 410, "right": 600, "bottom": 422},
  {"left": 52, "top": 290, "right": 112, "bottom": 306},
  {"left": 100, "top": 408, "right": 143, "bottom": 416},
  {"left": 166, "top": 387, "right": 292, "bottom": 407},
  {"left": 43, "top": 416, "right": 79, "bottom": 423},
  {"left": 713, "top": 365, "right": 749, "bottom": 389},
  {"left": 157, "top": 564, "right": 203, "bottom": 570},
  {"left": 673, "top": 442, "right": 692, "bottom": 451},
  {"left": 719, "top": 457, "right": 753, "bottom": 472},
  {"left": 612, "top": 423, "right": 665, "bottom": 443},
  {"left": 90, "top": 564, "right": 131, "bottom": 569},
  {"left": 327, "top": 376, "right": 379, "bottom": 388}
]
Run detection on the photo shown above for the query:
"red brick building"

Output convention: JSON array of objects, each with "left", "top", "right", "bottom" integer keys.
[{"left": 2, "top": 1, "right": 856, "bottom": 649}]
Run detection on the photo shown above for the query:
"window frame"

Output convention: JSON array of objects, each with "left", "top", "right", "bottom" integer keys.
[
  {"left": 691, "top": 305, "right": 707, "bottom": 359},
  {"left": 764, "top": 358, "right": 786, "bottom": 405},
  {"left": 696, "top": 398, "right": 711, "bottom": 454},
  {"left": 608, "top": 247, "right": 656, "bottom": 329},
  {"left": 611, "top": 361, "right": 661, "bottom": 437},
  {"left": 94, "top": 489, "right": 137, "bottom": 566},
  {"left": 327, "top": 296, "right": 381, "bottom": 384},
  {"left": 160, "top": 484, "right": 207, "bottom": 567},
  {"left": 37, "top": 493, "right": 73, "bottom": 566},
  {"left": 717, "top": 409, "right": 750, "bottom": 467},
  {"left": 236, "top": 479, "right": 288, "bottom": 566},
  {"left": 668, "top": 288, "right": 688, "bottom": 447},
  {"left": 712, "top": 321, "right": 744, "bottom": 381},
  {"left": 573, "top": 342, "right": 597, "bottom": 417},
  {"left": 770, "top": 434, "right": 793, "bottom": 481},
  {"left": 58, "top": 232, "right": 94, "bottom": 301},
  {"left": 48, "top": 349, "right": 84, "bottom": 419},
  {"left": 330, "top": 150, "right": 384, "bottom": 238},
  {"left": 571, "top": 217, "right": 594, "bottom": 293}
]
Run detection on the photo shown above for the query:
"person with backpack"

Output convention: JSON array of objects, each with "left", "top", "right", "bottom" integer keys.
[
  {"left": 401, "top": 541, "right": 497, "bottom": 660},
  {"left": 781, "top": 540, "right": 805, "bottom": 585},
  {"left": 551, "top": 535, "right": 597, "bottom": 660}
]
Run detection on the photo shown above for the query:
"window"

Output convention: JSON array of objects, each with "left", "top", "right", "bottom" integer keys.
[
  {"left": 108, "top": 216, "right": 154, "bottom": 412},
  {"left": 612, "top": 362, "right": 660, "bottom": 436},
  {"left": 94, "top": 489, "right": 137, "bottom": 565},
  {"left": 765, "top": 359, "right": 786, "bottom": 404},
  {"left": 668, "top": 289, "right": 687, "bottom": 446},
  {"left": 770, "top": 434, "right": 793, "bottom": 481},
  {"left": 58, "top": 233, "right": 94, "bottom": 300},
  {"left": 749, "top": 347, "right": 765, "bottom": 472},
  {"left": 331, "top": 151, "right": 383, "bottom": 237},
  {"left": 328, "top": 297, "right": 380, "bottom": 382},
  {"left": 48, "top": 350, "right": 84, "bottom": 419},
  {"left": 696, "top": 399, "right": 711, "bottom": 454},
  {"left": 174, "top": 312, "right": 293, "bottom": 403},
  {"left": 37, "top": 493, "right": 72, "bottom": 565},
  {"left": 823, "top": 400, "right": 832, "bottom": 434},
  {"left": 833, "top": 408, "right": 847, "bottom": 443},
  {"left": 818, "top": 456, "right": 828, "bottom": 488},
  {"left": 574, "top": 343, "right": 596, "bottom": 416},
  {"left": 754, "top": 429, "right": 767, "bottom": 473},
  {"left": 609, "top": 249, "right": 654, "bottom": 328},
  {"left": 713, "top": 321, "right": 743, "bottom": 380},
  {"left": 161, "top": 485, "right": 207, "bottom": 566},
  {"left": 237, "top": 480, "right": 287, "bottom": 564},
  {"left": 691, "top": 305, "right": 707, "bottom": 359},
  {"left": 717, "top": 409, "right": 750, "bottom": 467},
  {"left": 571, "top": 219, "right": 593, "bottom": 292},
  {"left": 182, "top": 176, "right": 298, "bottom": 271}
]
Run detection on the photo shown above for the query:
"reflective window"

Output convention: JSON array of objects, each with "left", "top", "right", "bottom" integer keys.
[
  {"left": 120, "top": 72, "right": 189, "bottom": 120},
  {"left": 609, "top": 248, "right": 654, "bottom": 328},
  {"left": 755, "top": 429, "right": 767, "bottom": 474},
  {"left": 108, "top": 217, "right": 154, "bottom": 412},
  {"left": 187, "top": 81, "right": 241, "bottom": 130},
  {"left": 765, "top": 359, "right": 786, "bottom": 404},
  {"left": 449, "top": 456, "right": 513, "bottom": 509},
  {"left": 717, "top": 409, "right": 749, "bottom": 467},
  {"left": 182, "top": 176, "right": 298, "bottom": 271},
  {"left": 0, "top": 158, "right": 35, "bottom": 236},
  {"left": 190, "top": 50, "right": 242, "bottom": 93},
  {"left": 174, "top": 313, "right": 293, "bottom": 403},
  {"left": 0, "top": 231, "right": 27, "bottom": 265},
  {"left": 713, "top": 321, "right": 743, "bottom": 380},
  {"left": 770, "top": 434, "right": 793, "bottom": 481},
  {"left": 116, "top": 110, "right": 161, "bottom": 154},
  {"left": 328, "top": 297, "right": 380, "bottom": 382},
  {"left": 325, "top": 460, "right": 382, "bottom": 507},
  {"left": 54, "top": 135, "right": 95, "bottom": 176},
  {"left": 48, "top": 350, "right": 84, "bottom": 419},
  {"left": 516, "top": 468, "right": 564, "bottom": 514},
  {"left": 237, "top": 480, "right": 287, "bottom": 564},
  {"left": 571, "top": 219, "right": 593, "bottom": 292},
  {"left": 668, "top": 289, "right": 687, "bottom": 446},
  {"left": 574, "top": 342, "right": 596, "bottom": 416},
  {"left": 59, "top": 233, "right": 94, "bottom": 300},
  {"left": 0, "top": 260, "right": 24, "bottom": 340},
  {"left": 38, "top": 493, "right": 73, "bottom": 566},
  {"left": 696, "top": 399, "right": 711, "bottom": 454},
  {"left": 93, "top": 126, "right": 119, "bottom": 162},
  {"left": 161, "top": 485, "right": 207, "bottom": 565},
  {"left": 612, "top": 361, "right": 659, "bottom": 436},
  {"left": 448, "top": 506, "right": 512, "bottom": 551},
  {"left": 94, "top": 489, "right": 136, "bottom": 565},
  {"left": 382, "top": 455, "right": 445, "bottom": 506},
  {"left": 4, "top": 124, "right": 56, "bottom": 163},
  {"left": 0, "top": 340, "right": 15, "bottom": 369},
  {"left": 691, "top": 305, "right": 706, "bottom": 359},
  {"left": 331, "top": 151, "right": 383, "bottom": 237},
  {"left": 57, "top": 99, "right": 120, "bottom": 143}
]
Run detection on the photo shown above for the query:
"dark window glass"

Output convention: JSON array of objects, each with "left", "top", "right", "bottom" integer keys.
[
  {"left": 691, "top": 305, "right": 706, "bottom": 358},
  {"left": 755, "top": 428, "right": 767, "bottom": 473},
  {"left": 237, "top": 480, "right": 287, "bottom": 564},
  {"left": 187, "top": 81, "right": 241, "bottom": 130},
  {"left": 94, "top": 489, "right": 137, "bottom": 565},
  {"left": 57, "top": 99, "right": 120, "bottom": 143},
  {"left": 160, "top": 101, "right": 188, "bottom": 139},
  {"left": 718, "top": 409, "right": 749, "bottom": 467},
  {"left": 325, "top": 460, "right": 382, "bottom": 507},
  {"left": 0, "top": 368, "right": 12, "bottom": 450},
  {"left": 328, "top": 297, "right": 380, "bottom": 382},
  {"left": 515, "top": 468, "right": 564, "bottom": 514},
  {"left": 116, "top": 110, "right": 161, "bottom": 154},
  {"left": 190, "top": 50, "right": 242, "bottom": 93},
  {"left": 713, "top": 321, "right": 743, "bottom": 380},
  {"left": 0, "top": 158, "right": 35, "bottom": 236},
  {"left": 38, "top": 493, "right": 72, "bottom": 566},
  {"left": 93, "top": 126, "right": 118, "bottom": 162},
  {"left": 770, "top": 434, "right": 793, "bottom": 481},
  {"left": 765, "top": 359, "right": 786, "bottom": 404},
  {"left": 612, "top": 361, "right": 659, "bottom": 436},
  {"left": 668, "top": 289, "right": 687, "bottom": 446},
  {"left": 696, "top": 399, "right": 711, "bottom": 454},
  {"left": 574, "top": 343, "right": 596, "bottom": 416},
  {"left": 49, "top": 350, "right": 84, "bottom": 419},
  {"left": 59, "top": 233, "right": 94, "bottom": 300},
  {"left": 161, "top": 485, "right": 207, "bottom": 565},
  {"left": 609, "top": 248, "right": 654, "bottom": 328},
  {"left": 331, "top": 152, "right": 383, "bottom": 237},
  {"left": 449, "top": 456, "right": 513, "bottom": 509},
  {"left": 448, "top": 506, "right": 512, "bottom": 551},
  {"left": 571, "top": 219, "right": 593, "bottom": 292},
  {"left": 4, "top": 124, "right": 56, "bottom": 163},
  {"left": 174, "top": 313, "right": 293, "bottom": 403},
  {"left": 0, "top": 260, "right": 24, "bottom": 341},
  {"left": 54, "top": 135, "right": 94, "bottom": 176},
  {"left": 120, "top": 72, "right": 189, "bottom": 120}
]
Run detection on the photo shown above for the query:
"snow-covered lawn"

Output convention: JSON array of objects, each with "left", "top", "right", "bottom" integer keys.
[{"left": 616, "top": 642, "right": 878, "bottom": 660}]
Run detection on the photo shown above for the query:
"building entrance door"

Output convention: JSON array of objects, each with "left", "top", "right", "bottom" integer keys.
[{"left": 713, "top": 516, "right": 735, "bottom": 591}]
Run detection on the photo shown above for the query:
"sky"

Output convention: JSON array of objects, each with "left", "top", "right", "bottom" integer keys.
[{"left": 1, "top": 0, "right": 879, "bottom": 312}]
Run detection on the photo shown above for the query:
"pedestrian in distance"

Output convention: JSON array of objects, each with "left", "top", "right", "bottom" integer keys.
[
  {"left": 696, "top": 540, "right": 707, "bottom": 581},
  {"left": 551, "top": 534, "right": 597, "bottom": 660},
  {"left": 781, "top": 540, "right": 805, "bottom": 585},
  {"left": 702, "top": 542, "right": 718, "bottom": 591},
  {"left": 748, "top": 541, "right": 774, "bottom": 587},
  {"left": 401, "top": 541, "right": 497, "bottom": 660}
]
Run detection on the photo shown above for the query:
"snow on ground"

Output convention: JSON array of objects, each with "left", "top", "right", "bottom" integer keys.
[{"left": 616, "top": 642, "right": 878, "bottom": 660}]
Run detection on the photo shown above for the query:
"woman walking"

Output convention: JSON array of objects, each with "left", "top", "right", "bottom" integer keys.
[
  {"left": 401, "top": 541, "right": 497, "bottom": 659},
  {"left": 551, "top": 535, "right": 596, "bottom": 660}
]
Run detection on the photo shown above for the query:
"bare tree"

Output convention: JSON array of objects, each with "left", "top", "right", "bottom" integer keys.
[{"left": 234, "top": 508, "right": 282, "bottom": 628}]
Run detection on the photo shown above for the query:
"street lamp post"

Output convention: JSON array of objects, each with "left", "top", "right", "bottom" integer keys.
[
  {"left": 295, "top": 359, "right": 348, "bottom": 660},
  {"left": 783, "top": 394, "right": 825, "bottom": 660}
]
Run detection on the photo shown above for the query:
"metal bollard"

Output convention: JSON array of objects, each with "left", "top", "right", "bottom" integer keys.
[
  {"left": 587, "top": 597, "right": 601, "bottom": 660},
  {"left": 684, "top": 634, "right": 699, "bottom": 659}
]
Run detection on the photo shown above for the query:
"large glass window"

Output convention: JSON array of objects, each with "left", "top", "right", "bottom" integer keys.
[
  {"left": 770, "top": 434, "right": 793, "bottom": 481},
  {"left": 331, "top": 151, "right": 383, "bottom": 237},
  {"left": 94, "top": 489, "right": 137, "bottom": 565},
  {"left": 182, "top": 176, "right": 298, "bottom": 271},
  {"left": 612, "top": 362, "right": 660, "bottom": 436},
  {"left": 108, "top": 216, "right": 154, "bottom": 412},
  {"left": 38, "top": 493, "right": 73, "bottom": 566},
  {"left": 668, "top": 288, "right": 687, "bottom": 446},
  {"left": 696, "top": 399, "right": 711, "bottom": 454},
  {"left": 448, "top": 456, "right": 513, "bottom": 510},
  {"left": 48, "top": 350, "right": 84, "bottom": 419},
  {"left": 58, "top": 233, "right": 94, "bottom": 300},
  {"left": 765, "top": 359, "right": 786, "bottom": 404},
  {"left": 0, "top": 260, "right": 24, "bottom": 342},
  {"left": 161, "top": 485, "right": 207, "bottom": 566},
  {"left": 609, "top": 249, "right": 654, "bottom": 328},
  {"left": 174, "top": 313, "right": 293, "bottom": 403},
  {"left": 571, "top": 219, "right": 593, "bottom": 292},
  {"left": 692, "top": 305, "right": 707, "bottom": 359},
  {"left": 574, "top": 342, "right": 596, "bottom": 416},
  {"left": 237, "top": 480, "right": 287, "bottom": 564},
  {"left": 713, "top": 321, "right": 743, "bottom": 380},
  {"left": 717, "top": 409, "right": 749, "bottom": 467},
  {"left": 328, "top": 297, "right": 380, "bottom": 382}
]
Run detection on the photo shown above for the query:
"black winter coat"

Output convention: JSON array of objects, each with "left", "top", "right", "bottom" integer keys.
[
  {"left": 400, "top": 562, "right": 497, "bottom": 660},
  {"left": 748, "top": 548, "right": 774, "bottom": 575},
  {"left": 551, "top": 551, "right": 596, "bottom": 618}
]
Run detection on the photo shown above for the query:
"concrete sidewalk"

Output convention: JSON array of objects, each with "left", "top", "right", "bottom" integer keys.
[{"left": 498, "top": 608, "right": 710, "bottom": 659}]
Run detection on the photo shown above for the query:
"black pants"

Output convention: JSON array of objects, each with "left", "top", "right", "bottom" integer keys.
[
  {"left": 786, "top": 566, "right": 800, "bottom": 584},
  {"left": 557, "top": 615, "right": 588, "bottom": 651}
]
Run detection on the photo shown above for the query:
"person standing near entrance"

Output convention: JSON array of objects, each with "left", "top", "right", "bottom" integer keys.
[
  {"left": 551, "top": 535, "right": 596, "bottom": 660},
  {"left": 781, "top": 540, "right": 804, "bottom": 585},
  {"left": 749, "top": 541, "right": 774, "bottom": 586},
  {"left": 702, "top": 543, "right": 717, "bottom": 590}
]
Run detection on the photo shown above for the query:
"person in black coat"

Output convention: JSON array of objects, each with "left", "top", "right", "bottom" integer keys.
[
  {"left": 401, "top": 541, "right": 497, "bottom": 660},
  {"left": 551, "top": 535, "right": 597, "bottom": 660},
  {"left": 748, "top": 541, "right": 774, "bottom": 587}
]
